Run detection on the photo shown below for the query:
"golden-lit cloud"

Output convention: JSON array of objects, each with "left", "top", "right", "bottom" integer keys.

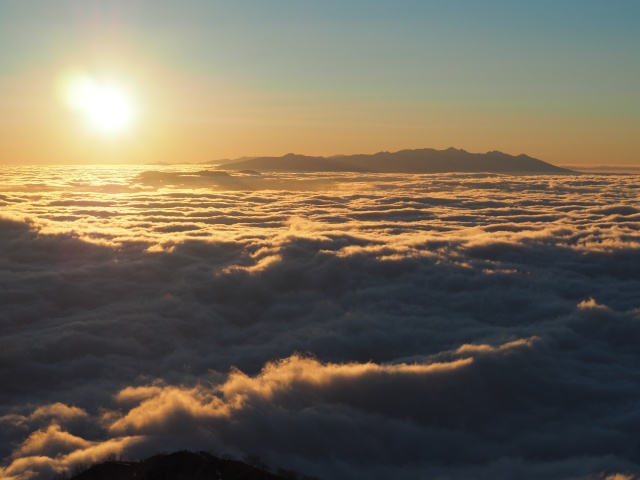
[
  {"left": 455, "top": 337, "right": 540, "bottom": 356},
  {"left": 577, "top": 297, "right": 610, "bottom": 312},
  {"left": 13, "top": 425, "right": 91, "bottom": 458}
]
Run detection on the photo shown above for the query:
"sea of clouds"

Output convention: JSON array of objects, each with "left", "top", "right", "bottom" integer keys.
[{"left": 0, "top": 166, "right": 639, "bottom": 480}]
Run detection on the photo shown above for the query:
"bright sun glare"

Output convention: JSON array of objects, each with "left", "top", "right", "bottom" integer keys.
[{"left": 62, "top": 73, "right": 136, "bottom": 134}]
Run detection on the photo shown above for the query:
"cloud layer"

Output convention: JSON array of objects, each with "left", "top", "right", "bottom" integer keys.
[{"left": 1, "top": 166, "right": 639, "bottom": 479}]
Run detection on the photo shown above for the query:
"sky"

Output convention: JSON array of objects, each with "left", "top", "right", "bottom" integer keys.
[{"left": 0, "top": 1, "right": 639, "bottom": 164}]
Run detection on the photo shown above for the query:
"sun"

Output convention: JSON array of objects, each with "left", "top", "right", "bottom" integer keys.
[{"left": 62, "top": 72, "right": 136, "bottom": 135}]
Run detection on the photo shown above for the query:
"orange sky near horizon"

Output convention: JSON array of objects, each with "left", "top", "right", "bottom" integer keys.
[{"left": 2, "top": 71, "right": 635, "bottom": 167}]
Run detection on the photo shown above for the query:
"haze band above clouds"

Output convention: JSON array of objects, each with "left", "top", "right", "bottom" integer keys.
[{"left": 1, "top": 167, "right": 639, "bottom": 479}]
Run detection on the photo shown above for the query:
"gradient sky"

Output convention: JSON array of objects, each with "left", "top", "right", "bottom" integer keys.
[{"left": 1, "top": 0, "right": 638, "bottom": 165}]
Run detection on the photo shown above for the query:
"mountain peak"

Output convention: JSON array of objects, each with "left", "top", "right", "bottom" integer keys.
[
  {"left": 218, "top": 148, "right": 573, "bottom": 174},
  {"left": 67, "top": 451, "right": 314, "bottom": 480}
]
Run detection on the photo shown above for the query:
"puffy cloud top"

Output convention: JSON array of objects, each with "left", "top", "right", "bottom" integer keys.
[{"left": 1, "top": 166, "right": 639, "bottom": 479}]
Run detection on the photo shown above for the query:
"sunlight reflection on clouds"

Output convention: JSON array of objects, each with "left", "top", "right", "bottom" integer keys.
[{"left": 0, "top": 167, "right": 639, "bottom": 479}]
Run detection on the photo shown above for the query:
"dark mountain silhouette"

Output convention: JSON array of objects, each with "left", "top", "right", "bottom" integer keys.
[
  {"left": 216, "top": 148, "right": 573, "bottom": 174},
  {"left": 64, "top": 451, "right": 317, "bottom": 480}
]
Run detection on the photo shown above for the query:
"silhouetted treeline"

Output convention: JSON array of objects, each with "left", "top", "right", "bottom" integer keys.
[{"left": 53, "top": 450, "right": 320, "bottom": 480}]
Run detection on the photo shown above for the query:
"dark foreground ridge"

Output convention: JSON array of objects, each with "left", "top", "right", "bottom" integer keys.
[
  {"left": 213, "top": 147, "right": 573, "bottom": 174},
  {"left": 64, "top": 451, "right": 318, "bottom": 480}
]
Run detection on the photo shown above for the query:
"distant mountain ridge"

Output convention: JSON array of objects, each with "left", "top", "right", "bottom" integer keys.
[{"left": 212, "top": 148, "right": 572, "bottom": 174}]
